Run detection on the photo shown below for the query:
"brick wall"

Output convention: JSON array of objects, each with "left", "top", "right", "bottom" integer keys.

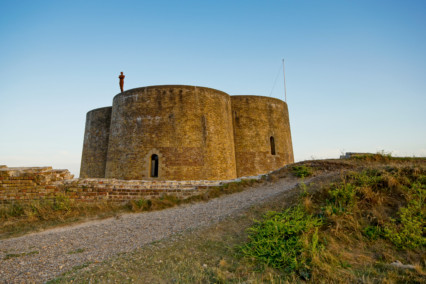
[
  {"left": 0, "top": 166, "right": 235, "bottom": 204},
  {"left": 0, "top": 166, "right": 72, "bottom": 203}
]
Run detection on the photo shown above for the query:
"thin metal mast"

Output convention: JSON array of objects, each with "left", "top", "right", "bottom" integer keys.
[{"left": 282, "top": 59, "right": 287, "bottom": 102}]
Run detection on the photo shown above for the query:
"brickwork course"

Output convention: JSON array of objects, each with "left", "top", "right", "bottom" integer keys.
[
  {"left": 80, "top": 85, "right": 294, "bottom": 181},
  {"left": 0, "top": 166, "right": 235, "bottom": 204}
]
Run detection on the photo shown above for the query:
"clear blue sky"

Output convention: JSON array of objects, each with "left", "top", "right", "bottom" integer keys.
[{"left": 1, "top": 0, "right": 425, "bottom": 176}]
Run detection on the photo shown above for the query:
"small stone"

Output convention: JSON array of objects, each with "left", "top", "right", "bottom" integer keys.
[{"left": 390, "top": 260, "right": 415, "bottom": 270}]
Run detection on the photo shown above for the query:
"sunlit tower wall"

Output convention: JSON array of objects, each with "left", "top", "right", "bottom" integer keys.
[
  {"left": 231, "top": 96, "right": 294, "bottom": 177},
  {"left": 80, "top": 107, "right": 112, "bottom": 178},
  {"left": 104, "top": 85, "right": 237, "bottom": 180}
]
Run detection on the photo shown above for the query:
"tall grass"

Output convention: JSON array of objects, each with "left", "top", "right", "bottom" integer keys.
[
  {"left": 0, "top": 196, "right": 124, "bottom": 238},
  {"left": 241, "top": 205, "right": 322, "bottom": 279},
  {"left": 241, "top": 164, "right": 426, "bottom": 281}
]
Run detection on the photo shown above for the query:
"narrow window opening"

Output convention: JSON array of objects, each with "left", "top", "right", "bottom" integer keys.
[
  {"left": 270, "top": 136, "right": 276, "bottom": 155},
  {"left": 150, "top": 154, "right": 159, "bottom": 177}
]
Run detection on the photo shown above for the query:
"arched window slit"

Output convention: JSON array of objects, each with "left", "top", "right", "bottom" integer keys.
[
  {"left": 150, "top": 154, "right": 159, "bottom": 177},
  {"left": 270, "top": 136, "right": 276, "bottom": 155}
]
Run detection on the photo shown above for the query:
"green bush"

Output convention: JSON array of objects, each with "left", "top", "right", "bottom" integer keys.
[
  {"left": 241, "top": 205, "right": 322, "bottom": 277},
  {"left": 347, "top": 169, "right": 385, "bottom": 190},
  {"left": 419, "top": 174, "right": 426, "bottom": 186},
  {"left": 363, "top": 225, "right": 383, "bottom": 240},
  {"left": 292, "top": 165, "right": 313, "bottom": 178},
  {"left": 350, "top": 151, "right": 392, "bottom": 162},
  {"left": 384, "top": 182, "right": 425, "bottom": 249},
  {"left": 324, "top": 183, "right": 356, "bottom": 215}
]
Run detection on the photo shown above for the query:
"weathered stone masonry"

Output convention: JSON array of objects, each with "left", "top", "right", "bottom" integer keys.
[
  {"left": 0, "top": 166, "right": 230, "bottom": 205},
  {"left": 81, "top": 85, "right": 294, "bottom": 180},
  {"left": 1, "top": 86, "right": 294, "bottom": 204}
]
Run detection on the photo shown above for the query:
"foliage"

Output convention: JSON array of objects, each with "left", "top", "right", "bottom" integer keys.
[
  {"left": 323, "top": 183, "right": 356, "bottom": 215},
  {"left": 52, "top": 194, "right": 72, "bottom": 211},
  {"left": 362, "top": 225, "right": 383, "bottom": 240},
  {"left": 292, "top": 165, "right": 313, "bottom": 178},
  {"left": 335, "top": 166, "right": 425, "bottom": 248},
  {"left": 384, "top": 182, "right": 426, "bottom": 249},
  {"left": 128, "top": 198, "right": 152, "bottom": 211},
  {"left": 350, "top": 151, "right": 392, "bottom": 162},
  {"left": 0, "top": 202, "right": 24, "bottom": 217},
  {"left": 240, "top": 205, "right": 322, "bottom": 278},
  {"left": 44, "top": 158, "right": 426, "bottom": 283},
  {"left": 241, "top": 162, "right": 426, "bottom": 281}
]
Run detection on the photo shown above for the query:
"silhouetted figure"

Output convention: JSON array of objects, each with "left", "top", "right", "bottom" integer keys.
[{"left": 119, "top": 72, "right": 125, "bottom": 92}]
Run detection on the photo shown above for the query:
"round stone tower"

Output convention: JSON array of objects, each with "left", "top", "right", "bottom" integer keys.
[
  {"left": 80, "top": 107, "right": 112, "bottom": 178},
  {"left": 231, "top": 96, "right": 294, "bottom": 177},
  {"left": 80, "top": 85, "right": 294, "bottom": 180},
  {"left": 104, "top": 85, "right": 237, "bottom": 180}
]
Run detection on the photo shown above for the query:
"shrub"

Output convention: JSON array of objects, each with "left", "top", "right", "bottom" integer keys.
[
  {"left": 383, "top": 182, "right": 426, "bottom": 249},
  {"left": 0, "top": 202, "right": 24, "bottom": 218},
  {"left": 52, "top": 194, "right": 71, "bottom": 211},
  {"left": 350, "top": 151, "right": 392, "bottom": 162},
  {"left": 128, "top": 198, "right": 152, "bottom": 211},
  {"left": 292, "top": 165, "right": 313, "bottom": 178},
  {"left": 323, "top": 183, "right": 356, "bottom": 215},
  {"left": 240, "top": 205, "right": 322, "bottom": 278},
  {"left": 363, "top": 225, "right": 383, "bottom": 240}
]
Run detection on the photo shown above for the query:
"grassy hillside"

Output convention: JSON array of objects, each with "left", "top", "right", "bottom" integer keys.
[{"left": 51, "top": 155, "right": 425, "bottom": 283}]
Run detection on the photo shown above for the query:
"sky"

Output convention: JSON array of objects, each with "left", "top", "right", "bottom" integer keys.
[{"left": 0, "top": 0, "right": 425, "bottom": 177}]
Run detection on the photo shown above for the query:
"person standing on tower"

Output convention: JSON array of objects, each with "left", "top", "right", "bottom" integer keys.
[{"left": 119, "top": 72, "right": 125, "bottom": 92}]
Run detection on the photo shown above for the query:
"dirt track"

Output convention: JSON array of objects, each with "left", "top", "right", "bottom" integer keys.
[{"left": 0, "top": 176, "right": 310, "bottom": 283}]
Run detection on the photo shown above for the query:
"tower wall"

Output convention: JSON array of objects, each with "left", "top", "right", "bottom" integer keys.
[
  {"left": 231, "top": 96, "right": 294, "bottom": 177},
  {"left": 80, "top": 107, "right": 112, "bottom": 178},
  {"left": 105, "top": 85, "right": 237, "bottom": 180}
]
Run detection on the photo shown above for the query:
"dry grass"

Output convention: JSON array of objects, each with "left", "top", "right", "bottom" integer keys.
[
  {"left": 48, "top": 177, "right": 306, "bottom": 284},
  {"left": 0, "top": 178, "right": 264, "bottom": 239},
  {"left": 49, "top": 156, "right": 426, "bottom": 283},
  {"left": 0, "top": 199, "right": 126, "bottom": 239}
]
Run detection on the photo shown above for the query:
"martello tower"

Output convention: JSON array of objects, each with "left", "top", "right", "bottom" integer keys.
[{"left": 80, "top": 85, "right": 294, "bottom": 180}]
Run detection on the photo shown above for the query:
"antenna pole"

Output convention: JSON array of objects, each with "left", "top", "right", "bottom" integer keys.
[{"left": 282, "top": 59, "right": 287, "bottom": 102}]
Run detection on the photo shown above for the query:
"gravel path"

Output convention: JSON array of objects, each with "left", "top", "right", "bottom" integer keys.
[{"left": 0, "top": 177, "right": 305, "bottom": 283}]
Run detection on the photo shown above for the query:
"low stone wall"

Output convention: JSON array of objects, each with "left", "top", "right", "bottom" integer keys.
[
  {"left": 0, "top": 166, "right": 73, "bottom": 203},
  {"left": 61, "top": 178, "right": 220, "bottom": 202},
  {"left": 0, "top": 166, "right": 239, "bottom": 204}
]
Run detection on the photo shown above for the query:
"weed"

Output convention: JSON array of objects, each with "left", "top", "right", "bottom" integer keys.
[
  {"left": 383, "top": 182, "right": 425, "bottom": 249},
  {"left": 241, "top": 161, "right": 425, "bottom": 281},
  {"left": 46, "top": 262, "right": 93, "bottom": 284},
  {"left": 67, "top": 248, "right": 85, "bottom": 255},
  {"left": 0, "top": 200, "right": 124, "bottom": 239},
  {"left": 292, "top": 165, "right": 313, "bottom": 178},
  {"left": 128, "top": 198, "right": 152, "bottom": 211},
  {"left": 324, "top": 183, "right": 356, "bottom": 215},
  {"left": 52, "top": 195, "right": 72, "bottom": 211},
  {"left": 240, "top": 205, "right": 323, "bottom": 277},
  {"left": 5, "top": 250, "right": 39, "bottom": 260},
  {"left": 351, "top": 151, "right": 392, "bottom": 162},
  {"left": 363, "top": 225, "right": 383, "bottom": 240},
  {"left": 45, "top": 158, "right": 426, "bottom": 283}
]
